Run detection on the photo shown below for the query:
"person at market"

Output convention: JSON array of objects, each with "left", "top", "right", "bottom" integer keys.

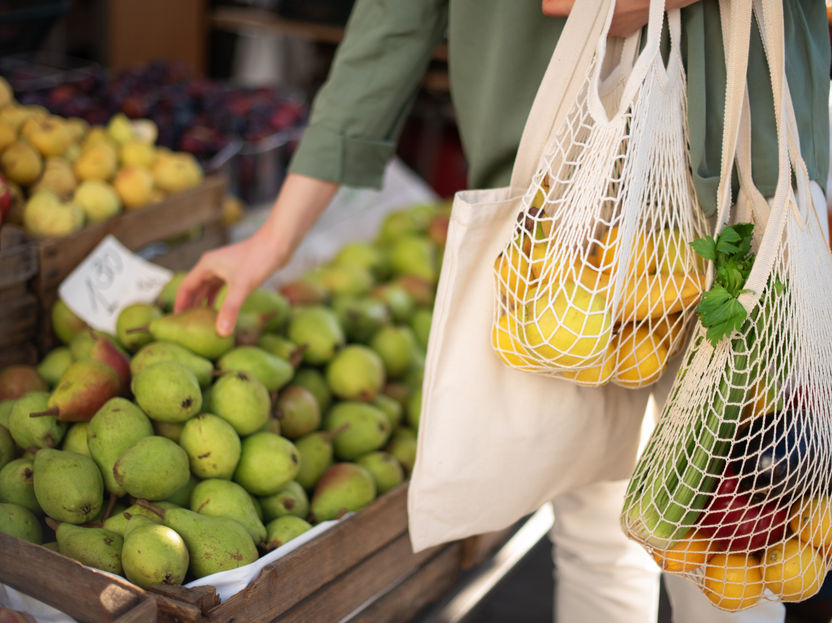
[{"left": 175, "top": 1, "right": 830, "bottom": 621}]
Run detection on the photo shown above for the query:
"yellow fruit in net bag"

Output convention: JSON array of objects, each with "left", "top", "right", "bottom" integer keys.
[
  {"left": 790, "top": 495, "right": 832, "bottom": 549},
  {"left": 612, "top": 324, "right": 669, "bottom": 388},
  {"left": 522, "top": 281, "right": 612, "bottom": 367},
  {"left": 492, "top": 314, "right": 534, "bottom": 368},
  {"left": 591, "top": 226, "right": 657, "bottom": 276},
  {"left": 619, "top": 271, "right": 706, "bottom": 322},
  {"left": 656, "top": 227, "right": 700, "bottom": 274},
  {"left": 763, "top": 537, "right": 826, "bottom": 601},
  {"left": 703, "top": 553, "right": 764, "bottom": 611},
  {"left": 559, "top": 348, "right": 616, "bottom": 386},
  {"left": 494, "top": 240, "right": 532, "bottom": 305},
  {"left": 650, "top": 530, "right": 713, "bottom": 572}
]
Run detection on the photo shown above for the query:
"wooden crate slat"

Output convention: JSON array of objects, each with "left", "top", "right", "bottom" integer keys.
[
  {"left": 112, "top": 596, "right": 158, "bottom": 623},
  {"left": 204, "top": 484, "right": 409, "bottom": 621},
  {"left": 0, "top": 342, "right": 38, "bottom": 367},
  {"left": 0, "top": 292, "right": 38, "bottom": 348},
  {"left": 344, "top": 543, "right": 463, "bottom": 623},
  {"left": 0, "top": 226, "right": 37, "bottom": 289},
  {"left": 0, "top": 533, "right": 150, "bottom": 623},
  {"left": 271, "top": 535, "right": 441, "bottom": 623}
]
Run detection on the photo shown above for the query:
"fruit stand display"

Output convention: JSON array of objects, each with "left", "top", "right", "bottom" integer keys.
[
  {"left": 0, "top": 199, "right": 514, "bottom": 622},
  {"left": 0, "top": 226, "right": 39, "bottom": 369}
]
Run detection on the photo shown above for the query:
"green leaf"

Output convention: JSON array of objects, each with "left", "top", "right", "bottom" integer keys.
[{"left": 690, "top": 236, "right": 717, "bottom": 261}]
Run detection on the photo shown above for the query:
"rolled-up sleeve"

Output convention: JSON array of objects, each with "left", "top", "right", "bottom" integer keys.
[{"left": 289, "top": 0, "right": 449, "bottom": 188}]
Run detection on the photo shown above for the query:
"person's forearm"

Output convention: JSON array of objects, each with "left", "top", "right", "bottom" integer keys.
[{"left": 256, "top": 173, "right": 340, "bottom": 267}]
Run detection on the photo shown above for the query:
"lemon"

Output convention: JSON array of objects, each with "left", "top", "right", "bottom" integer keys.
[
  {"left": 703, "top": 553, "right": 764, "bottom": 611},
  {"left": 522, "top": 281, "right": 612, "bottom": 367},
  {"left": 491, "top": 314, "right": 535, "bottom": 368},
  {"left": 651, "top": 530, "right": 713, "bottom": 573},
  {"left": 591, "top": 226, "right": 657, "bottom": 276},
  {"left": 559, "top": 349, "right": 615, "bottom": 386},
  {"left": 612, "top": 324, "right": 669, "bottom": 388},
  {"left": 790, "top": 495, "right": 832, "bottom": 549},
  {"left": 763, "top": 537, "right": 826, "bottom": 601}
]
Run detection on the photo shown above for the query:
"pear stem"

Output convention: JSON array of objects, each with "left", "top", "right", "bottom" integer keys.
[
  {"left": 135, "top": 498, "right": 166, "bottom": 519},
  {"left": 289, "top": 344, "right": 308, "bottom": 368},
  {"left": 29, "top": 407, "right": 60, "bottom": 419},
  {"left": 44, "top": 516, "right": 59, "bottom": 532},
  {"left": 101, "top": 492, "right": 118, "bottom": 521},
  {"left": 124, "top": 325, "right": 150, "bottom": 335},
  {"left": 323, "top": 422, "right": 350, "bottom": 442}
]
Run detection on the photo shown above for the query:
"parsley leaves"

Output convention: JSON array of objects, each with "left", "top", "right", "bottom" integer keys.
[{"left": 690, "top": 223, "right": 755, "bottom": 346}]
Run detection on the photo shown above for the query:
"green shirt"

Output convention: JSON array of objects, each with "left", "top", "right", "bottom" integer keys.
[{"left": 289, "top": 0, "right": 830, "bottom": 216}]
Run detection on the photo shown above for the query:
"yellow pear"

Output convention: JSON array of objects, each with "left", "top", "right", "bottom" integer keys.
[
  {"left": 523, "top": 281, "right": 613, "bottom": 367},
  {"left": 113, "top": 166, "right": 155, "bottom": 209},
  {"left": 23, "top": 115, "right": 72, "bottom": 157},
  {"left": 74, "top": 144, "right": 118, "bottom": 181},
  {"left": 1, "top": 141, "right": 43, "bottom": 186},
  {"left": 152, "top": 152, "right": 203, "bottom": 194},
  {"left": 0, "top": 105, "right": 30, "bottom": 132},
  {"left": 0, "top": 76, "right": 13, "bottom": 107},
  {"left": 107, "top": 113, "right": 135, "bottom": 145},
  {"left": 65, "top": 117, "right": 90, "bottom": 143},
  {"left": 222, "top": 194, "right": 245, "bottom": 227},
  {"left": 31, "top": 157, "right": 77, "bottom": 199},
  {"left": 23, "top": 189, "right": 85, "bottom": 238},
  {"left": 82, "top": 127, "right": 117, "bottom": 151},
  {"left": 74, "top": 179, "right": 122, "bottom": 222},
  {"left": 119, "top": 140, "right": 156, "bottom": 168},
  {"left": 0, "top": 120, "right": 15, "bottom": 151}
]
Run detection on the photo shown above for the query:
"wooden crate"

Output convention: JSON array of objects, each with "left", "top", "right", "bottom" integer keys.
[
  {"left": 0, "top": 483, "right": 498, "bottom": 623},
  {"left": 0, "top": 226, "right": 39, "bottom": 367},
  {"left": 31, "top": 174, "right": 228, "bottom": 352}
]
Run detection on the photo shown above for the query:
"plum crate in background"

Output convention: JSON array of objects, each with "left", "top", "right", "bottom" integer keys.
[
  {"left": 32, "top": 173, "right": 228, "bottom": 353},
  {"left": 0, "top": 483, "right": 513, "bottom": 622},
  {"left": 0, "top": 225, "right": 39, "bottom": 368}
]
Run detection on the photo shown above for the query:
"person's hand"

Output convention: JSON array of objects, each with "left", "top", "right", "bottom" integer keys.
[
  {"left": 541, "top": 0, "right": 700, "bottom": 38},
  {"left": 174, "top": 173, "right": 339, "bottom": 336}
]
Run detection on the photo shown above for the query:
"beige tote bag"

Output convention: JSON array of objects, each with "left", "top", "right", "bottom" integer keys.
[{"left": 408, "top": 0, "right": 677, "bottom": 552}]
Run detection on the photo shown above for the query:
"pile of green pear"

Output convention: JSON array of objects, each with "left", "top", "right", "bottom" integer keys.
[
  {"left": 0, "top": 200, "right": 450, "bottom": 590},
  {"left": 0, "top": 76, "right": 203, "bottom": 238}
]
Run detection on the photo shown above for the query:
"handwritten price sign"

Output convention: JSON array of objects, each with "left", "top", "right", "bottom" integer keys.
[{"left": 59, "top": 235, "right": 174, "bottom": 334}]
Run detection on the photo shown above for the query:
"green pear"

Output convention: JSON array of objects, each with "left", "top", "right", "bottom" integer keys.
[
  {"left": 46, "top": 359, "right": 122, "bottom": 422},
  {"left": 0, "top": 425, "right": 13, "bottom": 469},
  {"left": 122, "top": 523, "right": 189, "bottom": 588},
  {"left": 191, "top": 478, "right": 266, "bottom": 544},
  {"left": 406, "top": 388, "right": 422, "bottom": 429},
  {"left": 148, "top": 308, "right": 234, "bottom": 360},
  {"left": 156, "top": 505, "right": 258, "bottom": 578},
  {"left": 234, "top": 432, "right": 300, "bottom": 496},
  {"left": 287, "top": 306, "right": 345, "bottom": 365},
  {"left": 164, "top": 473, "right": 199, "bottom": 508},
  {"left": 294, "top": 431, "right": 336, "bottom": 492},
  {"left": 217, "top": 346, "right": 293, "bottom": 392},
  {"left": 274, "top": 385, "right": 320, "bottom": 439},
  {"left": 87, "top": 397, "right": 154, "bottom": 495},
  {"left": 325, "top": 345, "right": 385, "bottom": 401},
  {"left": 9, "top": 391, "right": 67, "bottom": 449},
  {"left": 56, "top": 523, "right": 123, "bottom": 574},
  {"left": 370, "top": 283, "right": 415, "bottom": 323},
  {"left": 61, "top": 421, "right": 91, "bottom": 456},
  {"left": 408, "top": 308, "right": 433, "bottom": 351},
  {"left": 310, "top": 463, "right": 376, "bottom": 523},
  {"left": 291, "top": 368, "right": 332, "bottom": 412},
  {"left": 0, "top": 502, "right": 42, "bottom": 543},
  {"left": 211, "top": 370, "right": 270, "bottom": 436},
  {"left": 259, "top": 480, "right": 308, "bottom": 521},
  {"left": 179, "top": 413, "right": 241, "bottom": 479},
  {"left": 101, "top": 501, "right": 171, "bottom": 536},
  {"left": 0, "top": 458, "right": 40, "bottom": 513},
  {"left": 36, "top": 347, "right": 73, "bottom": 387},
  {"left": 375, "top": 208, "right": 430, "bottom": 243},
  {"left": 33, "top": 448, "right": 103, "bottom": 523},
  {"left": 325, "top": 402, "right": 391, "bottom": 460},
  {"left": 332, "top": 241, "right": 390, "bottom": 279},
  {"left": 369, "top": 326, "right": 418, "bottom": 379},
  {"left": 332, "top": 296, "right": 391, "bottom": 343},
  {"left": 386, "top": 427, "right": 417, "bottom": 474},
  {"left": 371, "top": 393, "right": 403, "bottom": 430},
  {"left": 131, "top": 361, "right": 202, "bottom": 423},
  {"left": 0, "top": 400, "right": 13, "bottom": 428},
  {"left": 316, "top": 264, "right": 375, "bottom": 297},
  {"left": 130, "top": 341, "right": 214, "bottom": 388},
  {"left": 355, "top": 451, "right": 405, "bottom": 495},
  {"left": 257, "top": 334, "right": 301, "bottom": 363},
  {"left": 113, "top": 436, "right": 190, "bottom": 500},
  {"left": 155, "top": 272, "right": 185, "bottom": 312},
  {"left": 51, "top": 299, "right": 88, "bottom": 345},
  {"left": 265, "top": 515, "right": 312, "bottom": 551},
  {"left": 153, "top": 420, "right": 186, "bottom": 443},
  {"left": 0, "top": 364, "right": 48, "bottom": 400},
  {"left": 237, "top": 288, "right": 290, "bottom": 333},
  {"left": 116, "top": 303, "right": 162, "bottom": 352},
  {"left": 388, "top": 235, "right": 438, "bottom": 284}
]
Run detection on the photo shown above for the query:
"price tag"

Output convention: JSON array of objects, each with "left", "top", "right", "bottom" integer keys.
[{"left": 59, "top": 235, "right": 174, "bottom": 334}]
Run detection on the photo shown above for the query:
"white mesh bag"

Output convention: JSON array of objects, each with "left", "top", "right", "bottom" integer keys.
[
  {"left": 491, "top": 0, "right": 709, "bottom": 389},
  {"left": 622, "top": 0, "right": 832, "bottom": 611}
]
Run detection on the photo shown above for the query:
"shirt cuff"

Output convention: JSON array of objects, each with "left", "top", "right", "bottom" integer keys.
[{"left": 288, "top": 124, "right": 396, "bottom": 189}]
